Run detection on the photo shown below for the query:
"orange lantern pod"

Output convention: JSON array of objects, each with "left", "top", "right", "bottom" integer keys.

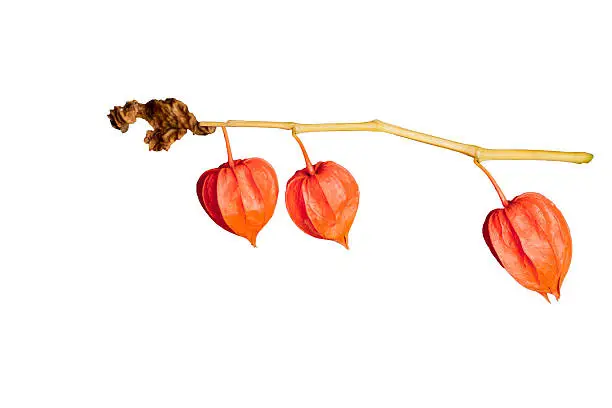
[
  {"left": 477, "top": 161, "right": 572, "bottom": 301},
  {"left": 285, "top": 131, "right": 359, "bottom": 248},
  {"left": 196, "top": 127, "right": 279, "bottom": 246}
]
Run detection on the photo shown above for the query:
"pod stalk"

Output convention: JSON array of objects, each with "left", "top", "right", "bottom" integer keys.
[
  {"left": 221, "top": 126, "right": 235, "bottom": 168},
  {"left": 474, "top": 160, "right": 509, "bottom": 207},
  {"left": 292, "top": 129, "right": 315, "bottom": 175}
]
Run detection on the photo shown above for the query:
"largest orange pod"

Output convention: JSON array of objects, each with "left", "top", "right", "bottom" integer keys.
[
  {"left": 196, "top": 127, "right": 279, "bottom": 246},
  {"left": 476, "top": 161, "right": 572, "bottom": 301},
  {"left": 285, "top": 131, "right": 359, "bottom": 248}
]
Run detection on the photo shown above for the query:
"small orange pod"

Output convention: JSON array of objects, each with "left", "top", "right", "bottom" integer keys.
[
  {"left": 285, "top": 132, "right": 359, "bottom": 248},
  {"left": 475, "top": 161, "right": 572, "bottom": 301},
  {"left": 483, "top": 192, "right": 572, "bottom": 301},
  {"left": 196, "top": 128, "right": 279, "bottom": 246},
  {"left": 286, "top": 159, "right": 359, "bottom": 248}
]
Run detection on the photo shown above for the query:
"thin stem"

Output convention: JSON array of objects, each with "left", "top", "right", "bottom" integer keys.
[
  {"left": 221, "top": 126, "right": 234, "bottom": 168},
  {"left": 198, "top": 119, "right": 593, "bottom": 165},
  {"left": 474, "top": 160, "right": 509, "bottom": 207},
  {"left": 292, "top": 128, "right": 315, "bottom": 175}
]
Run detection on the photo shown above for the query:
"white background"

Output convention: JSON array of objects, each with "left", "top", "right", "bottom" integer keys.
[{"left": 1, "top": 1, "right": 611, "bottom": 407}]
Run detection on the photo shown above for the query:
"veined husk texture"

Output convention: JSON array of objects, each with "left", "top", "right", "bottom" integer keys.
[
  {"left": 285, "top": 161, "right": 359, "bottom": 248},
  {"left": 483, "top": 192, "right": 572, "bottom": 301},
  {"left": 197, "top": 158, "right": 279, "bottom": 246}
]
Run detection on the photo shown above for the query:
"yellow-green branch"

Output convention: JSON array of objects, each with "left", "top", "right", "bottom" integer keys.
[{"left": 198, "top": 119, "right": 593, "bottom": 164}]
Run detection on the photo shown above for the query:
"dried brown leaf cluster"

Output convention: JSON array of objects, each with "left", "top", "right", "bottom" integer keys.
[{"left": 108, "top": 98, "right": 216, "bottom": 151}]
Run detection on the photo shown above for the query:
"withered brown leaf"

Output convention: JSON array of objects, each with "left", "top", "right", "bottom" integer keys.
[{"left": 108, "top": 98, "right": 216, "bottom": 151}]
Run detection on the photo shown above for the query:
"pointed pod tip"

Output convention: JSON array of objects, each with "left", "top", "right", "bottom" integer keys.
[
  {"left": 335, "top": 235, "right": 350, "bottom": 250},
  {"left": 246, "top": 230, "right": 261, "bottom": 248}
]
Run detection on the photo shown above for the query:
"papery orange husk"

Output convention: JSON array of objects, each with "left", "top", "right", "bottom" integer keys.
[
  {"left": 483, "top": 192, "right": 572, "bottom": 301},
  {"left": 197, "top": 158, "right": 278, "bottom": 246},
  {"left": 196, "top": 127, "right": 278, "bottom": 246},
  {"left": 286, "top": 161, "right": 359, "bottom": 248}
]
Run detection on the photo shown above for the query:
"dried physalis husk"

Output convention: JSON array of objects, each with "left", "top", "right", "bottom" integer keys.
[
  {"left": 108, "top": 98, "right": 216, "bottom": 151},
  {"left": 483, "top": 193, "right": 572, "bottom": 301},
  {"left": 285, "top": 132, "right": 359, "bottom": 248},
  {"left": 477, "top": 162, "right": 572, "bottom": 301},
  {"left": 196, "top": 128, "right": 279, "bottom": 246}
]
